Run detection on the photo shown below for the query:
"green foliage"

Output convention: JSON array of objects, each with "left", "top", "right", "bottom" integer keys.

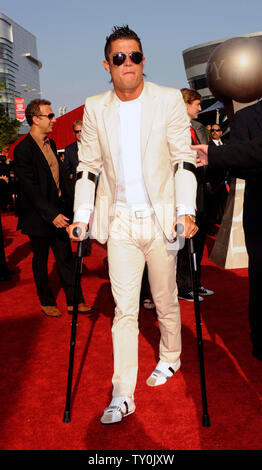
[
  {"left": 0, "top": 114, "right": 21, "bottom": 152},
  {"left": 0, "top": 82, "right": 21, "bottom": 152}
]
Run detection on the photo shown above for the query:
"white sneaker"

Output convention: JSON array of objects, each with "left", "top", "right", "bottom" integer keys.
[
  {"left": 198, "top": 286, "right": 214, "bottom": 296},
  {"left": 146, "top": 359, "right": 181, "bottom": 387},
  {"left": 100, "top": 396, "right": 135, "bottom": 424}
]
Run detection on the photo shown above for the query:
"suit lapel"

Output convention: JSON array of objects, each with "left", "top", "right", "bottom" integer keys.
[
  {"left": 29, "top": 135, "right": 60, "bottom": 198},
  {"left": 141, "top": 83, "right": 156, "bottom": 159},
  {"left": 28, "top": 134, "right": 52, "bottom": 175},
  {"left": 103, "top": 91, "right": 120, "bottom": 177},
  {"left": 254, "top": 101, "right": 262, "bottom": 132},
  {"left": 72, "top": 141, "right": 79, "bottom": 166}
]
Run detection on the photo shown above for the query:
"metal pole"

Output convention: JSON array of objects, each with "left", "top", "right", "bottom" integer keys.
[
  {"left": 63, "top": 230, "right": 83, "bottom": 423},
  {"left": 188, "top": 237, "right": 210, "bottom": 427}
]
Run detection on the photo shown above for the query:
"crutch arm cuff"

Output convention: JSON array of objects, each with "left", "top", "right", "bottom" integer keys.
[
  {"left": 174, "top": 162, "right": 197, "bottom": 177},
  {"left": 76, "top": 171, "right": 97, "bottom": 184}
]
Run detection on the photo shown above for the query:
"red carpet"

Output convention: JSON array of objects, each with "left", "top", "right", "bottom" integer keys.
[{"left": 0, "top": 212, "right": 261, "bottom": 451}]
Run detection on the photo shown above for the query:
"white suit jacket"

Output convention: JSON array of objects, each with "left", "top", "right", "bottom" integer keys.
[{"left": 74, "top": 81, "right": 197, "bottom": 243}]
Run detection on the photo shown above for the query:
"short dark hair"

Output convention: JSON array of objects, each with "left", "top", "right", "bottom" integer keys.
[
  {"left": 104, "top": 25, "right": 143, "bottom": 60},
  {"left": 25, "top": 99, "right": 51, "bottom": 126},
  {"left": 180, "top": 88, "right": 202, "bottom": 104}
]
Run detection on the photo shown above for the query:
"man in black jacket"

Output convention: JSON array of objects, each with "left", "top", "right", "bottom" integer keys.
[
  {"left": 14, "top": 99, "right": 92, "bottom": 317},
  {"left": 193, "top": 132, "right": 262, "bottom": 361},
  {"left": 63, "top": 119, "right": 91, "bottom": 257},
  {"left": 206, "top": 124, "right": 230, "bottom": 235},
  {"left": 193, "top": 135, "right": 262, "bottom": 169},
  {"left": 63, "top": 120, "right": 82, "bottom": 181},
  {"left": 229, "top": 102, "right": 262, "bottom": 362}
]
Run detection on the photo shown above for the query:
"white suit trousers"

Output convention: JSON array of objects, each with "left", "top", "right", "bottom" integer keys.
[{"left": 107, "top": 207, "right": 181, "bottom": 397}]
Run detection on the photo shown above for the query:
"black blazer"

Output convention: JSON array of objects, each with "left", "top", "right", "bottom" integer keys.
[
  {"left": 63, "top": 141, "right": 79, "bottom": 180},
  {"left": 207, "top": 137, "right": 228, "bottom": 189},
  {"left": 208, "top": 135, "right": 262, "bottom": 171},
  {"left": 229, "top": 100, "right": 262, "bottom": 180},
  {"left": 14, "top": 134, "right": 74, "bottom": 236},
  {"left": 228, "top": 100, "right": 262, "bottom": 228}
]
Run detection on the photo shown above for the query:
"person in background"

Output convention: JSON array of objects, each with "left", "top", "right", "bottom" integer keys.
[
  {"left": 229, "top": 100, "right": 262, "bottom": 362},
  {"left": 64, "top": 119, "right": 91, "bottom": 257},
  {"left": 14, "top": 99, "right": 93, "bottom": 317},
  {"left": 193, "top": 133, "right": 262, "bottom": 362},
  {"left": 176, "top": 88, "right": 214, "bottom": 302},
  {"left": 206, "top": 124, "right": 212, "bottom": 141},
  {"left": 63, "top": 120, "right": 82, "bottom": 181},
  {"left": 205, "top": 124, "right": 230, "bottom": 235},
  {"left": 0, "top": 213, "right": 15, "bottom": 281},
  {"left": 0, "top": 155, "right": 12, "bottom": 211}
]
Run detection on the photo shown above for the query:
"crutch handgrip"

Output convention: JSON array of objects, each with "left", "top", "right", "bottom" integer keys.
[
  {"left": 174, "top": 223, "right": 184, "bottom": 235},
  {"left": 73, "top": 226, "right": 82, "bottom": 238}
]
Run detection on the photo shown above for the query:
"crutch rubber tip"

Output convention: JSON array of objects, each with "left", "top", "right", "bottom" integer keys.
[
  {"left": 63, "top": 411, "right": 71, "bottom": 423},
  {"left": 202, "top": 413, "right": 211, "bottom": 427}
]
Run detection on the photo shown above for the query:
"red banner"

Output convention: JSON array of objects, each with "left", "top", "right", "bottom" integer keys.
[{"left": 15, "top": 97, "right": 25, "bottom": 121}]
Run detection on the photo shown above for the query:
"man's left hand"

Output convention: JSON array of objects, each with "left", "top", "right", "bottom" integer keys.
[
  {"left": 172, "top": 215, "right": 199, "bottom": 239},
  {"left": 52, "top": 213, "right": 70, "bottom": 228}
]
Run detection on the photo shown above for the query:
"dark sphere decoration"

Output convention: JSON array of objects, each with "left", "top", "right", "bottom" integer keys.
[{"left": 206, "top": 37, "right": 262, "bottom": 103}]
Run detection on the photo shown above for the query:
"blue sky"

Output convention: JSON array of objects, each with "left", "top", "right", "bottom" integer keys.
[{"left": 2, "top": 0, "right": 262, "bottom": 115}]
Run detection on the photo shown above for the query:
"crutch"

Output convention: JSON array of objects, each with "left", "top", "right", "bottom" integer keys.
[
  {"left": 176, "top": 223, "right": 210, "bottom": 427},
  {"left": 63, "top": 226, "right": 84, "bottom": 423},
  {"left": 187, "top": 236, "right": 210, "bottom": 427}
]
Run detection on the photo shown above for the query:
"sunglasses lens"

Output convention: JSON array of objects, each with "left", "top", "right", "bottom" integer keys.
[
  {"left": 113, "top": 53, "right": 126, "bottom": 66},
  {"left": 112, "top": 52, "right": 143, "bottom": 66},
  {"left": 130, "top": 52, "right": 143, "bottom": 64},
  {"left": 48, "top": 113, "right": 55, "bottom": 119}
]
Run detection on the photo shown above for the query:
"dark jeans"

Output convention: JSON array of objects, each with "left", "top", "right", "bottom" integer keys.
[{"left": 29, "top": 229, "right": 85, "bottom": 306}]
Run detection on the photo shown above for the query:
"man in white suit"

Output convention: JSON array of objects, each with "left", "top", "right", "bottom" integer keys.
[{"left": 68, "top": 25, "right": 198, "bottom": 424}]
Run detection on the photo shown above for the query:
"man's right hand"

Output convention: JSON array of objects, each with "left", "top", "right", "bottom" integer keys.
[
  {"left": 67, "top": 222, "right": 88, "bottom": 241},
  {"left": 190, "top": 144, "right": 209, "bottom": 166}
]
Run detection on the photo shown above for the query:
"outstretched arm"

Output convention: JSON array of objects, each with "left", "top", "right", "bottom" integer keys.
[{"left": 193, "top": 136, "right": 262, "bottom": 170}]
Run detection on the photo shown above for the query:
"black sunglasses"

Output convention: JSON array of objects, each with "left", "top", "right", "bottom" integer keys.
[
  {"left": 37, "top": 113, "right": 55, "bottom": 120},
  {"left": 211, "top": 128, "right": 221, "bottom": 132},
  {"left": 74, "top": 130, "right": 81, "bottom": 134},
  {"left": 111, "top": 51, "right": 143, "bottom": 66}
]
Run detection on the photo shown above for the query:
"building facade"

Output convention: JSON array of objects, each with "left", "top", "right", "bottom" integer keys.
[
  {"left": 182, "top": 31, "right": 262, "bottom": 111},
  {"left": 0, "top": 12, "right": 42, "bottom": 134}
]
